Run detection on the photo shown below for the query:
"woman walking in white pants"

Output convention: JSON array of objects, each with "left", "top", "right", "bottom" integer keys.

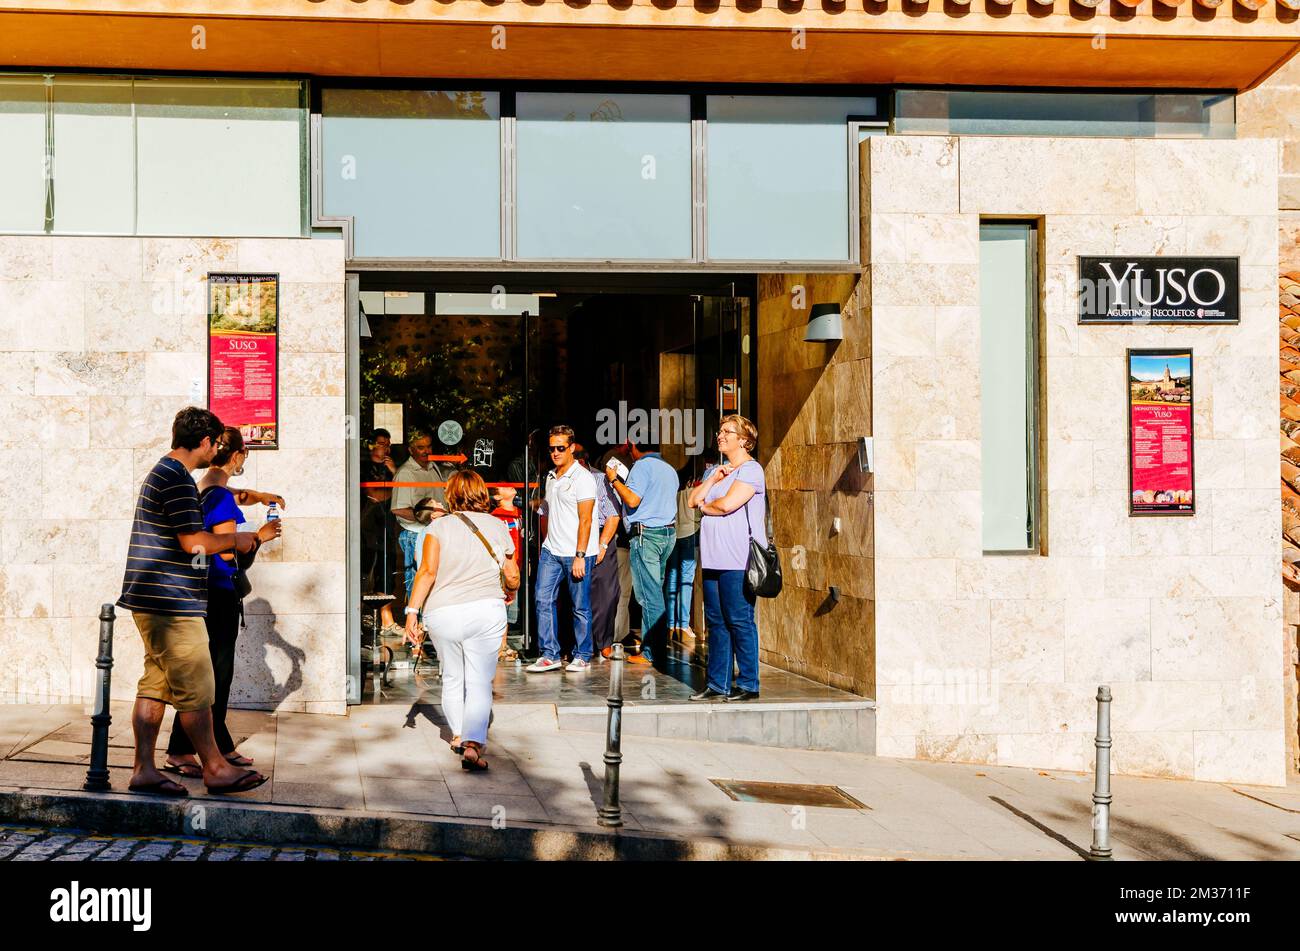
[{"left": 405, "top": 471, "right": 519, "bottom": 771}]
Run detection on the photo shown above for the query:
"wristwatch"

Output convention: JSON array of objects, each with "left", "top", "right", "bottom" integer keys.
[
  {"left": 404, "top": 606, "right": 420, "bottom": 616},
  {"left": 573, "top": 553, "right": 583, "bottom": 560}
]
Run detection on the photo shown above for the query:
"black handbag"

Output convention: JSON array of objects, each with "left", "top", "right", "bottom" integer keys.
[{"left": 743, "top": 491, "right": 782, "bottom": 599}]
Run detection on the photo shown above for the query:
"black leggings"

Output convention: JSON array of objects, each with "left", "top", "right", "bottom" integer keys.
[{"left": 166, "top": 586, "right": 241, "bottom": 756}]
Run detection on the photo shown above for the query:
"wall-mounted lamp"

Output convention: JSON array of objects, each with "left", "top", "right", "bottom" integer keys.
[{"left": 803, "top": 303, "right": 844, "bottom": 343}]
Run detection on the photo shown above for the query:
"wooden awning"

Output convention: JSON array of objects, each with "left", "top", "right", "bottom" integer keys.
[{"left": 0, "top": 1, "right": 1296, "bottom": 91}]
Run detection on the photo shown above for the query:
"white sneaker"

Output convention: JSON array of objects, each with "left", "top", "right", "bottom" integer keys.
[
  {"left": 526, "top": 657, "right": 563, "bottom": 673},
  {"left": 566, "top": 658, "right": 591, "bottom": 672}
]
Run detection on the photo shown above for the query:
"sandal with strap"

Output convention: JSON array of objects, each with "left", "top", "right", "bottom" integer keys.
[{"left": 461, "top": 742, "right": 489, "bottom": 772}]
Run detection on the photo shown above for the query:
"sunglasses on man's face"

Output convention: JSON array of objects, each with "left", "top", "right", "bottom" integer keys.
[{"left": 549, "top": 444, "right": 570, "bottom": 454}]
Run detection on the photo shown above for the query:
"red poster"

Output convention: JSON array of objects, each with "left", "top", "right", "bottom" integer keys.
[
  {"left": 208, "top": 274, "right": 279, "bottom": 449},
  {"left": 1128, "top": 350, "right": 1193, "bottom": 515}
]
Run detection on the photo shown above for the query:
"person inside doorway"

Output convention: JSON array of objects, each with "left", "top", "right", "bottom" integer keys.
[
  {"left": 576, "top": 443, "right": 621, "bottom": 661},
  {"left": 527, "top": 425, "right": 599, "bottom": 673},
  {"left": 606, "top": 439, "right": 677, "bottom": 667},
  {"left": 391, "top": 429, "right": 452, "bottom": 599}
]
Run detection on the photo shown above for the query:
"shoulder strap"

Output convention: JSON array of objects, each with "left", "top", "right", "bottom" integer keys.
[{"left": 454, "top": 512, "right": 502, "bottom": 566}]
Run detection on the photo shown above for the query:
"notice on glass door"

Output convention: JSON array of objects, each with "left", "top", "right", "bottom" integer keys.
[
  {"left": 208, "top": 274, "right": 279, "bottom": 450},
  {"left": 1128, "top": 349, "right": 1194, "bottom": 516}
]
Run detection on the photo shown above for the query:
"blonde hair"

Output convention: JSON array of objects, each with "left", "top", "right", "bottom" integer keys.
[
  {"left": 444, "top": 470, "right": 492, "bottom": 514},
  {"left": 720, "top": 414, "right": 758, "bottom": 452}
]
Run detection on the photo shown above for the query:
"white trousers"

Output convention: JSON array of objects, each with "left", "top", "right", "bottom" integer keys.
[{"left": 426, "top": 597, "right": 505, "bottom": 745}]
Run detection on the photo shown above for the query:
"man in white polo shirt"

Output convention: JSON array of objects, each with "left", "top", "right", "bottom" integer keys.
[{"left": 527, "top": 424, "right": 600, "bottom": 673}]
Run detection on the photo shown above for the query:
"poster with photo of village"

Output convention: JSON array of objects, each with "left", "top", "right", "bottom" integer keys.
[{"left": 1128, "top": 350, "right": 1194, "bottom": 516}]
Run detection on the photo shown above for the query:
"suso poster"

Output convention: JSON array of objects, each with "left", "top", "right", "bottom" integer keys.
[
  {"left": 1128, "top": 349, "right": 1194, "bottom": 516},
  {"left": 208, "top": 273, "right": 279, "bottom": 449}
]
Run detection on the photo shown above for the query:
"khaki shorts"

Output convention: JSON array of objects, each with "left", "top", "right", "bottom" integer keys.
[{"left": 133, "top": 613, "right": 215, "bottom": 713}]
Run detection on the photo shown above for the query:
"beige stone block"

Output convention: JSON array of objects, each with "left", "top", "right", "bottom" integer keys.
[
  {"left": 141, "top": 237, "right": 239, "bottom": 283},
  {"left": 1, "top": 520, "right": 99, "bottom": 566},
  {"left": 914, "top": 440, "right": 979, "bottom": 492},
  {"left": 1045, "top": 356, "right": 1125, "bottom": 442},
  {"left": 0, "top": 395, "right": 89, "bottom": 449},
  {"left": 876, "top": 693, "right": 982, "bottom": 738},
  {"left": 1113, "top": 216, "right": 1188, "bottom": 257},
  {"left": 84, "top": 282, "right": 188, "bottom": 353},
  {"left": 1209, "top": 488, "right": 1278, "bottom": 556},
  {"left": 1134, "top": 140, "right": 1278, "bottom": 217},
  {"left": 870, "top": 437, "right": 915, "bottom": 492},
  {"left": 1183, "top": 215, "right": 1278, "bottom": 261},
  {"left": 1195, "top": 438, "right": 1247, "bottom": 491},
  {"left": 876, "top": 490, "right": 980, "bottom": 559},
  {"left": 960, "top": 137, "right": 1136, "bottom": 215},
  {"left": 97, "top": 519, "right": 133, "bottom": 565},
  {"left": 42, "top": 449, "right": 134, "bottom": 522},
  {"left": 0, "top": 451, "right": 31, "bottom": 516},
  {"left": 1046, "top": 439, "right": 1092, "bottom": 493},
  {"left": 53, "top": 563, "right": 121, "bottom": 621},
  {"left": 245, "top": 449, "right": 345, "bottom": 519},
  {"left": 1192, "top": 730, "right": 1285, "bottom": 786},
  {"left": 972, "top": 681, "right": 1096, "bottom": 735},
  {"left": 875, "top": 557, "right": 956, "bottom": 601},
  {"left": 872, "top": 354, "right": 978, "bottom": 440},
  {"left": 990, "top": 599, "right": 1065, "bottom": 684},
  {"left": 1043, "top": 215, "right": 1116, "bottom": 266},
  {"left": 1242, "top": 437, "right": 1280, "bottom": 490},
  {"left": 1150, "top": 597, "right": 1276, "bottom": 682},
  {"left": 871, "top": 263, "right": 979, "bottom": 308},
  {"left": 1048, "top": 490, "right": 1131, "bottom": 559},
  {"left": 934, "top": 306, "right": 978, "bottom": 358},
  {"left": 868, "top": 135, "right": 959, "bottom": 214},
  {"left": 51, "top": 237, "right": 142, "bottom": 282},
  {"left": 230, "top": 612, "right": 346, "bottom": 706},
  {"left": 1112, "top": 732, "right": 1194, "bottom": 780},
  {"left": 0, "top": 236, "right": 52, "bottom": 281},
  {"left": 1063, "top": 598, "right": 1151, "bottom": 683},
  {"left": 143, "top": 352, "right": 204, "bottom": 398},
  {"left": 995, "top": 731, "right": 1093, "bottom": 773},
  {"left": 1210, "top": 355, "right": 1275, "bottom": 440},
  {"left": 0, "top": 618, "right": 70, "bottom": 702},
  {"left": 89, "top": 395, "right": 188, "bottom": 451},
  {"left": 1282, "top": 176, "right": 1300, "bottom": 214},
  {"left": 279, "top": 283, "right": 346, "bottom": 353},
  {"left": 872, "top": 305, "right": 936, "bottom": 357},
  {"left": 0, "top": 281, "right": 86, "bottom": 351},
  {"left": 916, "top": 732, "right": 997, "bottom": 765},
  {"left": 0, "top": 353, "right": 36, "bottom": 396},
  {"left": 873, "top": 731, "right": 918, "bottom": 759},
  {"left": 1185, "top": 556, "right": 1277, "bottom": 600},
  {"left": 275, "top": 396, "right": 346, "bottom": 451},
  {"left": 243, "top": 563, "right": 345, "bottom": 617},
  {"left": 0, "top": 565, "right": 54, "bottom": 619},
  {"left": 34, "top": 351, "right": 144, "bottom": 397},
  {"left": 869, "top": 214, "right": 907, "bottom": 265},
  {"left": 280, "top": 352, "right": 345, "bottom": 397},
  {"left": 237, "top": 238, "right": 344, "bottom": 285},
  {"left": 1216, "top": 674, "right": 1285, "bottom": 734},
  {"left": 269, "top": 517, "right": 347, "bottom": 565},
  {"left": 872, "top": 213, "right": 979, "bottom": 266},
  {"left": 876, "top": 598, "right": 991, "bottom": 680},
  {"left": 1113, "top": 680, "right": 1226, "bottom": 733}
]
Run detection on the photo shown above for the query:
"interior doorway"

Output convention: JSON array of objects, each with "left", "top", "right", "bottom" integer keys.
[{"left": 350, "top": 272, "right": 757, "bottom": 703}]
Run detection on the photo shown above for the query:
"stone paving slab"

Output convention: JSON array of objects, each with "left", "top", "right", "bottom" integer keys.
[{"left": 1, "top": 702, "right": 1299, "bottom": 861}]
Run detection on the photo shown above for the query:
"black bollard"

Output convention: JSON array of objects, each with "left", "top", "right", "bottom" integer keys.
[
  {"left": 83, "top": 603, "right": 116, "bottom": 792},
  {"left": 597, "top": 643, "right": 625, "bottom": 828}
]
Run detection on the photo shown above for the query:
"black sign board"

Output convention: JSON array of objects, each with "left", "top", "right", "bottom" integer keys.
[{"left": 1077, "top": 256, "right": 1239, "bottom": 325}]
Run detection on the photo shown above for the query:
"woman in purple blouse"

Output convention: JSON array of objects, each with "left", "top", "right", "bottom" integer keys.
[{"left": 687, "top": 414, "right": 765, "bottom": 702}]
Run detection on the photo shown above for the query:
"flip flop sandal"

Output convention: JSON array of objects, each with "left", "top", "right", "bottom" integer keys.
[
  {"left": 205, "top": 769, "right": 269, "bottom": 795},
  {"left": 128, "top": 777, "right": 189, "bottom": 797},
  {"left": 461, "top": 746, "right": 489, "bottom": 771},
  {"left": 161, "top": 762, "right": 203, "bottom": 779},
  {"left": 225, "top": 753, "right": 254, "bottom": 767}
]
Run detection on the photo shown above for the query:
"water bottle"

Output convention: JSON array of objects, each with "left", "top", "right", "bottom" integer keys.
[{"left": 266, "top": 502, "right": 279, "bottom": 522}]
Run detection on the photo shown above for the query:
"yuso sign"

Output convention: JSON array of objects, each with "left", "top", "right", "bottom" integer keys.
[{"left": 1077, "top": 256, "right": 1239, "bottom": 324}]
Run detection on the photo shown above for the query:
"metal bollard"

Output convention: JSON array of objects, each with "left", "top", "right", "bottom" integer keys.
[
  {"left": 597, "top": 643, "right": 625, "bottom": 828},
  {"left": 1088, "top": 685, "right": 1113, "bottom": 861},
  {"left": 83, "top": 603, "right": 116, "bottom": 792}
]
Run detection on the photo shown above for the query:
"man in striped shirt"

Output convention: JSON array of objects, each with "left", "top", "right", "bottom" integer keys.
[{"left": 119, "top": 407, "right": 280, "bottom": 797}]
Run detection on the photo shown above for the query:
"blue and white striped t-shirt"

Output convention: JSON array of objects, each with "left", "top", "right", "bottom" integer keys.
[{"left": 117, "top": 456, "right": 207, "bottom": 616}]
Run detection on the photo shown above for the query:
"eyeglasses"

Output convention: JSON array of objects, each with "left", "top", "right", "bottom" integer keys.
[{"left": 718, "top": 429, "right": 739, "bottom": 439}]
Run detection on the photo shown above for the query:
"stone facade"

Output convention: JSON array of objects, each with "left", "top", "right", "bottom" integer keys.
[
  {"left": 0, "top": 235, "right": 348, "bottom": 715},
  {"left": 864, "top": 136, "right": 1286, "bottom": 786}
]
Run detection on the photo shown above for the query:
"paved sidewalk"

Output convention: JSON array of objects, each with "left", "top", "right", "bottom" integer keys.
[{"left": 3, "top": 702, "right": 1299, "bottom": 860}]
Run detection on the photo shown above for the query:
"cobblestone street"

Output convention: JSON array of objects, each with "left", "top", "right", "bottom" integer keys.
[{"left": 0, "top": 824, "right": 458, "bottom": 862}]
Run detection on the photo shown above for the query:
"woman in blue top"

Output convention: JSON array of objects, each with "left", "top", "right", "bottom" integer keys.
[{"left": 164, "top": 427, "right": 284, "bottom": 776}]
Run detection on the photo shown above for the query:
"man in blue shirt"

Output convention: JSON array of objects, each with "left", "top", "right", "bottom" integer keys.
[{"left": 606, "top": 439, "right": 677, "bottom": 666}]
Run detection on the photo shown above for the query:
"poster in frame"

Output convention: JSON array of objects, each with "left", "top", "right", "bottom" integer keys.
[
  {"left": 207, "top": 273, "right": 280, "bottom": 450},
  {"left": 1127, "top": 348, "right": 1194, "bottom": 517}
]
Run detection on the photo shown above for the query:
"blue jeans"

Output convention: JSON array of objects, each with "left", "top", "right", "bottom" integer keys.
[
  {"left": 702, "top": 568, "right": 760, "bottom": 694},
  {"left": 399, "top": 529, "right": 421, "bottom": 599},
  {"left": 664, "top": 534, "right": 697, "bottom": 631},
  {"left": 535, "top": 548, "right": 594, "bottom": 662},
  {"left": 628, "top": 527, "right": 675, "bottom": 661}
]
